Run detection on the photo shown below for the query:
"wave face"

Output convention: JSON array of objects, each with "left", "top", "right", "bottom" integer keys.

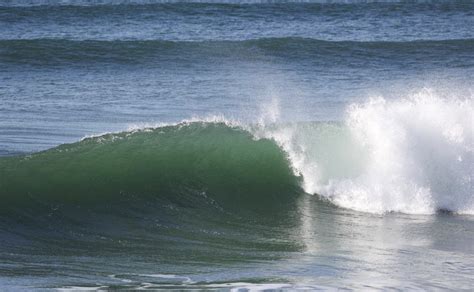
[
  {"left": 0, "top": 122, "right": 301, "bottom": 215},
  {"left": 1, "top": 89, "right": 472, "bottom": 215}
]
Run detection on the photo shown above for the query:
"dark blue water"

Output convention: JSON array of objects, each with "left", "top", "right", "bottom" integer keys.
[
  {"left": 0, "top": 1, "right": 473, "bottom": 290},
  {"left": 1, "top": 1, "right": 473, "bottom": 154}
]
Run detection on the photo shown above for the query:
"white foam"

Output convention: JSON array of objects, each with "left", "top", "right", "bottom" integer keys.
[{"left": 258, "top": 88, "right": 473, "bottom": 214}]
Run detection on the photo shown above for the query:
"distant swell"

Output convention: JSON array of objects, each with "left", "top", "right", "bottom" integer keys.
[
  {"left": 0, "top": 0, "right": 429, "bottom": 7},
  {"left": 1, "top": 38, "right": 473, "bottom": 66}
]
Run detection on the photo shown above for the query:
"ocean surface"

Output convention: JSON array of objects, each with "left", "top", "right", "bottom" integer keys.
[{"left": 1, "top": 0, "right": 473, "bottom": 290}]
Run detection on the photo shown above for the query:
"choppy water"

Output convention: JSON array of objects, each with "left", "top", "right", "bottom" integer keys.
[{"left": 0, "top": 0, "right": 473, "bottom": 290}]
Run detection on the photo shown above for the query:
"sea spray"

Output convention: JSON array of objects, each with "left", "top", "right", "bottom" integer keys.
[
  {"left": 329, "top": 89, "right": 473, "bottom": 214},
  {"left": 256, "top": 88, "right": 473, "bottom": 214}
]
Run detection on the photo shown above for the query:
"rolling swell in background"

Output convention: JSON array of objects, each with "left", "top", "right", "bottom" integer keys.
[{"left": 1, "top": 38, "right": 473, "bottom": 67}]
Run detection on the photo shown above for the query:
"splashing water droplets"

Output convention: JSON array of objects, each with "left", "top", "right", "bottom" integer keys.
[{"left": 257, "top": 88, "right": 473, "bottom": 214}]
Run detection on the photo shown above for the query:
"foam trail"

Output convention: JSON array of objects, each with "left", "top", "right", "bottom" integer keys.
[{"left": 258, "top": 88, "right": 473, "bottom": 214}]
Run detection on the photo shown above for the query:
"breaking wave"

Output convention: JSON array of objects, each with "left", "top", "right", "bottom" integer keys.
[
  {"left": 0, "top": 89, "right": 472, "bottom": 215},
  {"left": 258, "top": 89, "right": 473, "bottom": 214}
]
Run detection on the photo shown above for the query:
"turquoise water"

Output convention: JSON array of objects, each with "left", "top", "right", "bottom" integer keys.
[{"left": 0, "top": 1, "right": 473, "bottom": 290}]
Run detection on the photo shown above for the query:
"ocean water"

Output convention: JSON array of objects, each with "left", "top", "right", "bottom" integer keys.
[{"left": 0, "top": 0, "right": 473, "bottom": 290}]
